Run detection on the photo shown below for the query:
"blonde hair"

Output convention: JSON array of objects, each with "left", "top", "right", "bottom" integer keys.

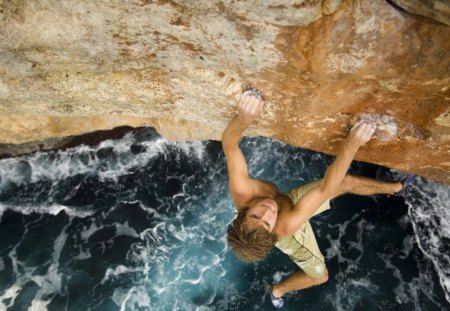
[{"left": 227, "top": 207, "right": 277, "bottom": 262}]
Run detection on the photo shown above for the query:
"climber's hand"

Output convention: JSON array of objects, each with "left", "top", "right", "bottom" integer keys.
[
  {"left": 237, "top": 89, "right": 264, "bottom": 126},
  {"left": 346, "top": 119, "right": 377, "bottom": 150}
]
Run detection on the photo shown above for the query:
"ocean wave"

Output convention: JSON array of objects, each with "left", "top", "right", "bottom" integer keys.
[
  {"left": 0, "top": 128, "right": 449, "bottom": 310},
  {"left": 406, "top": 176, "right": 450, "bottom": 303},
  {"left": 0, "top": 129, "right": 206, "bottom": 189},
  {"left": 0, "top": 202, "right": 94, "bottom": 220}
]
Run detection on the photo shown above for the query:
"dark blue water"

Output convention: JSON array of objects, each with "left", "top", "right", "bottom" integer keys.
[{"left": 0, "top": 128, "right": 448, "bottom": 310}]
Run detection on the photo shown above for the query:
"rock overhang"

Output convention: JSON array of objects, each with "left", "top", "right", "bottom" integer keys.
[{"left": 0, "top": 0, "right": 449, "bottom": 184}]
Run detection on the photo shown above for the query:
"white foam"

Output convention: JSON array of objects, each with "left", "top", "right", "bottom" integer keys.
[
  {"left": 80, "top": 221, "right": 100, "bottom": 241},
  {"left": 118, "top": 286, "right": 151, "bottom": 310},
  {"left": 0, "top": 203, "right": 94, "bottom": 219},
  {"left": 30, "top": 265, "right": 63, "bottom": 296},
  {"left": 28, "top": 300, "right": 50, "bottom": 311},
  {"left": 0, "top": 131, "right": 207, "bottom": 189},
  {"left": 112, "top": 287, "right": 129, "bottom": 308},
  {"left": 101, "top": 265, "right": 140, "bottom": 285},
  {"left": 30, "top": 225, "right": 68, "bottom": 304},
  {"left": 406, "top": 177, "right": 450, "bottom": 303},
  {"left": 114, "top": 222, "right": 140, "bottom": 239},
  {"left": 272, "top": 271, "right": 292, "bottom": 283},
  {"left": 176, "top": 141, "right": 206, "bottom": 161},
  {"left": 196, "top": 305, "right": 214, "bottom": 311},
  {"left": 0, "top": 285, "right": 21, "bottom": 309},
  {"left": 380, "top": 249, "right": 444, "bottom": 309},
  {"left": 349, "top": 278, "right": 379, "bottom": 293},
  {"left": 73, "top": 249, "right": 91, "bottom": 260}
]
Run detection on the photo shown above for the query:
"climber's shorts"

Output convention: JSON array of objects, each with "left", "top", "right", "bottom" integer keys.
[{"left": 275, "top": 180, "right": 330, "bottom": 279}]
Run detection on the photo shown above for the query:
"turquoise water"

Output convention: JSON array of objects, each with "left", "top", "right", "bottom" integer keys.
[{"left": 0, "top": 128, "right": 448, "bottom": 310}]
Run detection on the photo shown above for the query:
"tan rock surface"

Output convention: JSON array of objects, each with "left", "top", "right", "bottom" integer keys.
[
  {"left": 0, "top": 0, "right": 449, "bottom": 183},
  {"left": 391, "top": 0, "right": 450, "bottom": 26}
]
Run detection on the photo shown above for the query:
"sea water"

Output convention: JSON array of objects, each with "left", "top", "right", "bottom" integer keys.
[{"left": 0, "top": 128, "right": 448, "bottom": 311}]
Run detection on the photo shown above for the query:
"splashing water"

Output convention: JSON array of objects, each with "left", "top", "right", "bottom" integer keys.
[
  {"left": 406, "top": 177, "right": 450, "bottom": 303},
  {"left": 0, "top": 128, "right": 448, "bottom": 310}
]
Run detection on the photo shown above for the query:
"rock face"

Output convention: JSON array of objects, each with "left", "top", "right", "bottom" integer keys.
[
  {"left": 0, "top": 0, "right": 449, "bottom": 183},
  {"left": 391, "top": 0, "right": 450, "bottom": 26}
]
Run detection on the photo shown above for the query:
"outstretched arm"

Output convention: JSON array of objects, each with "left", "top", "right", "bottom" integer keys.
[
  {"left": 222, "top": 90, "right": 267, "bottom": 209},
  {"left": 280, "top": 120, "right": 376, "bottom": 235},
  {"left": 321, "top": 120, "right": 376, "bottom": 195}
]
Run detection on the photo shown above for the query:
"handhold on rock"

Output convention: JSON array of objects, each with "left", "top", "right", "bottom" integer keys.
[
  {"left": 243, "top": 86, "right": 264, "bottom": 100},
  {"left": 357, "top": 113, "right": 398, "bottom": 141}
]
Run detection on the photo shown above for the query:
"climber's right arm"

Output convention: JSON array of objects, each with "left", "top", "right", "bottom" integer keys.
[{"left": 222, "top": 91, "right": 265, "bottom": 210}]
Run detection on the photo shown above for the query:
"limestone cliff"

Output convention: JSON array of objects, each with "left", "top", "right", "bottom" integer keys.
[{"left": 0, "top": 0, "right": 449, "bottom": 183}]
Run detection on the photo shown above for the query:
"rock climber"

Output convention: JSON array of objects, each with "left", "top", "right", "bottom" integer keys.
[{"left": 222, "top": 88, "right": 413, "bottom": 308}]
